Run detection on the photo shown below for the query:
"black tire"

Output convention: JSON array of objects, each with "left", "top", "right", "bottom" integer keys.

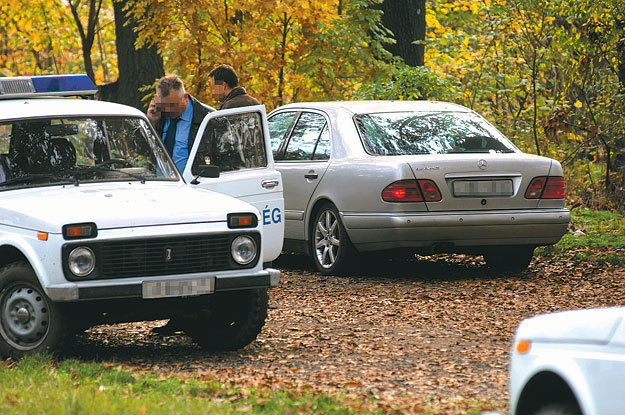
[
  {"left": 309, "top": 202, "right": 356, "bottom": 275},
  {"left": 0, "top": 261, "right": 69, "bottom": 358},
  {"left": 184, "top": 288, "right": 268, "bottom": 352},
  {"left": 534, "top": 402, "right": 581, "bottom": 415},
  {"left": 483, "top": 245, "right": 535, "bottom": 272}
]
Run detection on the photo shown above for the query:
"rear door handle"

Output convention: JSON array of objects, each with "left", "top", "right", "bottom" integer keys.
[
  {"left": 261, "top": 179, "right": 280, "bottom": 189},
  {"left": 304, "top": 172, "right": 319, "bottom": 180}
]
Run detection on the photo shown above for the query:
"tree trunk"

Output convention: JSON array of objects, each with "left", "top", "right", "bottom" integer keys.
[
  {"left": 377, "top": 0, "right": 426, "bottom": 66},
  {"left": 98, "top": 0, "right": 164, "bottom": 112},
  {"left": 617, "top": 19, "right": 625, "bottom": 90}
]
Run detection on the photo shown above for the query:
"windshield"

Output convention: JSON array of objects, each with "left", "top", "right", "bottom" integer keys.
[
  {"left": 0, "top": 116, "right": 178, "bottom": 190},
  {"left": 354, "top": 111, "right": 517, "bottom": 155}
]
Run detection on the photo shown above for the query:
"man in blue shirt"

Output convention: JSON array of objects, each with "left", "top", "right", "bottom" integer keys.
[
  {"left": 146, "top": 75, "right": 213, "bottom": 335},
  {"left": 147, "top": 74, "right": 213, "bottom": 173}
]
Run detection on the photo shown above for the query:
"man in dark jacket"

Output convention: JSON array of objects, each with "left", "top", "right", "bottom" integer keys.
[
  {"left": 147, "top": 74, "right": 213, "bottom": 172},
  {"left": 209, "top": 65, "right": 260, "bottom": 109}
]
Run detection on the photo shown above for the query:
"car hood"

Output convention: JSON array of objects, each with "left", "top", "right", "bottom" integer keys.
[
  {"left": 516, "top": 307, "right": 625, "bottom": 345},
  {"left": 0, "top": 182, "right": 257, "bottom": 233}
]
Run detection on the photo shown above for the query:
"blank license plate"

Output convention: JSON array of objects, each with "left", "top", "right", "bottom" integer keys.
[
  {"left": 453, "top": 180, "right": 513, "bottom": 197},
  {"left": 142, "top": 277, "right": 215, "bottom": 299}
]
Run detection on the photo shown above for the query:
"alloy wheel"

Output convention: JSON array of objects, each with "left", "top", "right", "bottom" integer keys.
[{"left": 314, "top": 209, "right": 341, "bottom": 269}]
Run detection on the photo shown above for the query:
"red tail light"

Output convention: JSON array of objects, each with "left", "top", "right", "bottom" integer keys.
[
  {"left": 382, "top": 180, "right": 442, "bottom": 202},
  {"left": 382, "top": 180, "right": 423, "bottom": 202},
  {"left": 418, "top": 179, "right": 442, "bottom": 202},
  {"left": 525, "top": 176, "right": 565, "bottom": 199}
]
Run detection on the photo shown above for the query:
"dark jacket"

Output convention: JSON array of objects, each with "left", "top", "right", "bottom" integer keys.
[
  {"left": 154, "top": 94, "right": 213, "bottom": 151},
  {"left": 219, "top": 87, "right": 260, "bottom": 110}
]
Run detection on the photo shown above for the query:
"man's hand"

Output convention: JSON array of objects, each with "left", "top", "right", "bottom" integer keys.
[{"left": 147, "top": 99, "right": 161, "bottom": 125}]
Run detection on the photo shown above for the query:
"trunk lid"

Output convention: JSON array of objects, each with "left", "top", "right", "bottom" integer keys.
[{"left": 404, "top": 153, "right": 554, "bottom": 211}]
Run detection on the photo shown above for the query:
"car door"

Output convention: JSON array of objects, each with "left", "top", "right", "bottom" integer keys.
[
  {"left": 269, "top": 110, "right": 331, "bottom": 241},
  {"left": 184, "top": 105, "right": 284, "bottom": 264}
]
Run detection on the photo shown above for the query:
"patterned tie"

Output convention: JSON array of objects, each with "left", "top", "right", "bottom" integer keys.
[{"left": 164, "top": 117, "right": 179, "bottom": 156}]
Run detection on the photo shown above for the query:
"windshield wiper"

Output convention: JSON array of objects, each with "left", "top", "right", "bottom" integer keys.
[
  {"left": 71, "top": 165, "right": 147, "bottom": 183},
  {"left": 0, "top": 173, "right": 77, "bottom": 187}
]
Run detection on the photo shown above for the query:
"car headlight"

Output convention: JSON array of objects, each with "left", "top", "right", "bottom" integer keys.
[
  {"left": 231, "top": 235, "right": 257, "bottom": 265},
  {"left": 68, "top": 247, "right": 95, "bottom": 277}
]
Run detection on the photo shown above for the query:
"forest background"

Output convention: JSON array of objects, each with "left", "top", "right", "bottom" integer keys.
[{"left": 1, "top": 0, "right": 624, "bottom": 213}]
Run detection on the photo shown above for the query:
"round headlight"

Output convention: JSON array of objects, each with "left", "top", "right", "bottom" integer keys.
[
  {"left": 231, "top": 236, "right": 257, "bottom": 265},
  {"left": 68, "top": 247, "right": 95, "bottom": 277}
]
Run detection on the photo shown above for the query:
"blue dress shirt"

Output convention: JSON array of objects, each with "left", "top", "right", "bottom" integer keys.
[{"left": 162, "top": 97, "right": 194, "bottom": 173}]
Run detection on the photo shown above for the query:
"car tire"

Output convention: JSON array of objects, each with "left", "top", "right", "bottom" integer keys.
[
  {"left": 533, "top": 402, "right": 581, "bottom": 415},
  {"left": 184, "top": 288, "right": 268, "bottom": 352},
  {"left": 483, "top": 245, "right": 535, "bottom": 272},
  {"left": 310, "top": 202, "right": 356, "bottom": 275},
  {"left": 0, "top": 261, "right": 70, "bottom": 359}
]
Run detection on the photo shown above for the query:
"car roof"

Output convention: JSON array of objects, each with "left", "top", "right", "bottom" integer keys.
[
  {"left": 272, "top": 100, "right": 473, "bottom": 116},
  {"left": 0, "top": 98, "right": 146, "bottom": 122}
]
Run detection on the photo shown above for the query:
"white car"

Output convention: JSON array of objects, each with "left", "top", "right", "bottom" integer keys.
[
  {"left": 509, "top": 307, "right": 625, "bottom": 415},
  {"left": 0, "top": 74, "right": 283, "bottom": 357}
]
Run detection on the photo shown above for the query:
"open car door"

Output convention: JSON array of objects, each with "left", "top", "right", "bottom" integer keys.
[{"left": 184, "top": 105, "right": 284, "bottom": 264}]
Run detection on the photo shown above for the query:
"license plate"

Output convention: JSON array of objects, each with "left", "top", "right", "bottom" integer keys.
[
  {"left": 142, "top": 277, "right": 215, "bottom": 299},
  {"left": 453, "top": 179, "right": 513, "bottom": 197}
]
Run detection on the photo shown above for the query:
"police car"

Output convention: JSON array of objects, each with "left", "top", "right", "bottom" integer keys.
[{"left": 0, "top": 74, "right": 283, "bottom": 357}]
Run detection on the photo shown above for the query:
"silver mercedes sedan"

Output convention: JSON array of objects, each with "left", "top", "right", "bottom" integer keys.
[{"left": 268, "top": 101, "right": 570, "bottom": 275}]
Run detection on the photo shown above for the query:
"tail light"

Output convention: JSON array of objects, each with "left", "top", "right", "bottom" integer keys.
[
  {"left": 525, "top": 176, "right": 565, "bottom": 199},
  {"left": 418, "top": 180, "right": 442, "bottom": 202},
  {"left": 382, "top": 180, "right": 442, "bottom": 202}
]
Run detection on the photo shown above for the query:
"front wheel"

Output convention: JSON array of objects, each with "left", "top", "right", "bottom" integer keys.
[
  {"left": 0, "top": 262, "right": 69, "bottom": 358},
  {"left": 184, "top": 288, "right": 268, "bottom": 352},
  {"left": 310, "top": 203, "right": 355, "bottom": 275},
  {"left": 483, "top": 245, "right": 535, "bottom": 272}
]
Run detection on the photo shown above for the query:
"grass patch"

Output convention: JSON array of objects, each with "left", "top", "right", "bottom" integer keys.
[
  {"left": 537, "top": 208, "right": 625, "bottom": 261},
  {"left": 0, "top": 355, "right": 375, "bottom": 415},
  {"left": 0, "top": 355, "right": 505, "bottom": 415}
]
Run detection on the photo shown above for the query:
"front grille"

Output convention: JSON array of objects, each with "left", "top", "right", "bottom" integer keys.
[{"left": 97, "top": 234, "right": 232, "bottom": 279}]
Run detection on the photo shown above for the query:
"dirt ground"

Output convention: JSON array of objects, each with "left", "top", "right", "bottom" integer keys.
[{"left": 70, "top": 249, "right": 625, "bottom": 413}]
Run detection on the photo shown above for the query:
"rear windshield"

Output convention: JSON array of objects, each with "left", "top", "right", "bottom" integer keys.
[{"left": 354, "top": 111, "right": 517, "bottom": 155}]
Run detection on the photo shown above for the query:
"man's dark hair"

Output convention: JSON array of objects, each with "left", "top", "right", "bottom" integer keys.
[
  {"left": 157, "top": 74, "right": 184, "bottom": 97},
  {"left": 209, "top": 65, "right": 239, "bottom": 89}
]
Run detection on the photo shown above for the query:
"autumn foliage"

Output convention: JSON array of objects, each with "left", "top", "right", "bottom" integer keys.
[
  {"left": 127, "top": 0, "right": 391, "bottom": 109},
  {"left": 1, "top": 0, "right": 625, "bottom": 210}
]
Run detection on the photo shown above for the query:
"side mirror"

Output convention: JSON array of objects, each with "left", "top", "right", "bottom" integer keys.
[
  {"left": 197, "top": 164, "right": 220, "bottom": 178},
  {"left": 191, "top": 164, "right": 220, "bottom": 184}
]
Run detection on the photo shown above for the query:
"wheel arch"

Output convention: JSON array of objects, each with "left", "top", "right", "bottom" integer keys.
[
  {"left": 515, "top": 370, "right": 583, "bottom": 415},
  {"left": 0, "top": 244, "right": 30, "bottom": 271},
  {"left": 0, "top": 241, "right": 50, "bottom": 293},
  {"left": 305, "top": 197, "right": 338, "bottom": 246}
]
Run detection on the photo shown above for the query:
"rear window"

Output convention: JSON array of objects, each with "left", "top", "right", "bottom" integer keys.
[{"left": 354, "top": 111, "right": 516, "bottom": 155}]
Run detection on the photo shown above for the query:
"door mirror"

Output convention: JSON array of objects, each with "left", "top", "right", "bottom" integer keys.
[{"left": 195, "top": 164, "right": 220, "bottom": 178}]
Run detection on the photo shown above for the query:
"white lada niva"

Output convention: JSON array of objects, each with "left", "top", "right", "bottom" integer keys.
[{"left": 0, "top": 75, "right": 284, "bottom": 358}]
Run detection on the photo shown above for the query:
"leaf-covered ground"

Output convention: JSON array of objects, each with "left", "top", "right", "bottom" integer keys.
[{"left": 71, "top": 249, "right": 625, "bottom": 413}]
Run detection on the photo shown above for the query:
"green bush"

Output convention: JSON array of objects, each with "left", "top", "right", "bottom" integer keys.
[{"left": 354, "top": 64, "right": 455, "bottom": 102}]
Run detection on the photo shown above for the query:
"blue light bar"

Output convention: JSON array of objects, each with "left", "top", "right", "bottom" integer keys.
[{"left": 0, "top": 74, "right": 97, "bottom": 99}]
